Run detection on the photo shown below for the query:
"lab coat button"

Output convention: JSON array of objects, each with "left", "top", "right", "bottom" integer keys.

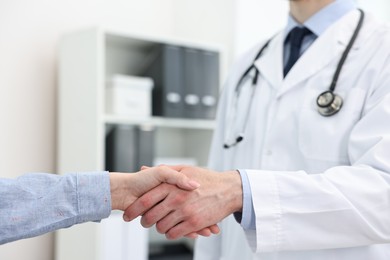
[{"left": 266, "top": 150, "right": 273, "bottom": 156}]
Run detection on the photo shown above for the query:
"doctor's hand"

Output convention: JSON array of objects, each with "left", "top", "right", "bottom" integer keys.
[
  {"left": 123, "top": 165, "right": 243, "bottom": 240},
  {"left": 109, "top": 166, "right": 200, "bottom": 212}
]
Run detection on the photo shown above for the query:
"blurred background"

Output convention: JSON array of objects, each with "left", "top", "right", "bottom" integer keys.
[{"left": 0, "top": 0, "right": 389, "bottom": 259}]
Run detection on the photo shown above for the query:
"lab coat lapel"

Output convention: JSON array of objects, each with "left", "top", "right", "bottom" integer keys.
[
  {"left": 253, "top": 33, "right": 284, "bottom": 90},
  {"left": 279, "top": 10, "right": 362, "bottom": 98}
]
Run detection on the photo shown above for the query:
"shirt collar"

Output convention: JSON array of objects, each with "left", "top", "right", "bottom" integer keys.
[{"left": 284, "top": 0, "right": 357, "bottom": 39}]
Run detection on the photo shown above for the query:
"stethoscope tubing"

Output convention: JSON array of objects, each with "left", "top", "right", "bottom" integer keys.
[{"left": 224, "top": 9, "right": 365, "bottom": 149}]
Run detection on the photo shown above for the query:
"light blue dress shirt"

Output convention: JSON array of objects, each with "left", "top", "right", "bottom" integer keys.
[
  {"left": 237, "top": 0, "right": 357, "bottom": 230},
  {"left": 0, "top": 171, "right": 111, "bottom": 244}
]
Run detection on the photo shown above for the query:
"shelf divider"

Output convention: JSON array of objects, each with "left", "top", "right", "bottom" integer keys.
[{"left": 103, "top": 114, "right": 216, "bottom": 130}]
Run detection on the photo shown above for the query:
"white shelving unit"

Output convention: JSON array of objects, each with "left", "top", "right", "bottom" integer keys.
[{"left": 56, "top": 27, "right": 222, "bottom": 260}]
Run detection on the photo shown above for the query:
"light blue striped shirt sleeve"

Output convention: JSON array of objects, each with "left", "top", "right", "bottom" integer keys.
[{"left": 0, "top": 171, "right": 111, "bottom": 245}]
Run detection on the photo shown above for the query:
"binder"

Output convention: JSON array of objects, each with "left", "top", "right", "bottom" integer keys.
[
  {"left": 143, "top": 44, "right": 220, "bottom": 120},
  {"left": 105, "top": 125, "right": 155, "bottom": 172},
  {"left": 200, "top": 50, "right": 219, "bottom": 119},
  {"left": 183, "top": 48, "right": 220, "bottom": 119},
  {"left": 137, "top": 125, "right": 155, "bottom": 169},
  {"left": 143, "top": 45, "right": 184, "bottom": 118},
  {"left": 105, "top": 125, "right": 137, "bottom": 172},
  {"left": 183, "top": 48, "right": 202, "bottom": 118}
]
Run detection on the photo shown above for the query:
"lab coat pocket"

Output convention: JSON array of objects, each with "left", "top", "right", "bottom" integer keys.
[{"left": 298, "top": 88, "right": 366, "bottom": 163}]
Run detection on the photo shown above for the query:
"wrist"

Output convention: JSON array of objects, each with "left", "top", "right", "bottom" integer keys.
[
  {"left": 223, "top": 170, "right": 243, "bottom": 213},
  {"left": 109, "top": 172, "right": 129, "bottom": 210}
]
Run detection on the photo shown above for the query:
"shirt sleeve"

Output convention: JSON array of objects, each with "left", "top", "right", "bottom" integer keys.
[
  {"left": 0, "top": 171, "right": 111, "bottom": 245},
  {"left": 233, "top": 169, "right": 256, "bottom": 230}
]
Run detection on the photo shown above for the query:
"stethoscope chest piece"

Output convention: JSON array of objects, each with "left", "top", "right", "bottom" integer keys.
[
  {"left": 223, "top": 9, "right": 364, "bottom": 148},
  {"left": 317, "top": 90, "right": 343, "bottom": 117}
]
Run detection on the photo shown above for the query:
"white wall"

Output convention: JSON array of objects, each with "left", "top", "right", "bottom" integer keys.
[
  {"left": 232, "top": 0, "right": 390, "bottom": 58},
  {"left": 0, "top": 1, "right": 174, "bottom": 260},
  {"left": 233, "top": 0, "right": 289, "bottom": 58},
  {"left": 171, "top": 0, "right": 235, "bottom": 76},
  {"left": 0, "top": 1, "right": 230, "bottom": 260}
]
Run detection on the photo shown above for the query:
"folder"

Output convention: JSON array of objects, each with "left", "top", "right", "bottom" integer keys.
[
  {"left": 105, "top": 125, "right": 155, "bottom": 172},
  {"left": 143, "top": 45, "right": 184, "bottom": 118},
  {"left": 143, "top": 44, "right": 219, "bottom": 120},
  {"left": 183, "top": 48, "right": 220, "bottom": 119},
  {"left": 183, "top": 48, "right": 202, "bottom": 119},
  {"left": 200, "top": 50, "right": 219, "bottom": 119},
  {"left": 137, "top": 125, "right": 155, "bottom": 169},
  {"left": 105, "top": 125, "right": 137, "bottom": 172}
]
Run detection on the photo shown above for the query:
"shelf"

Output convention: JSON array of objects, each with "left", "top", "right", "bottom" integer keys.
[
  {"left": 103, "top": 114, "right": 216, "bottom": 130},
  {"left": 57, "top": 27, "right": 219, "bottom": 260},
  {"left": 105, "top": 28, "right": 223, "bottom": 53}
]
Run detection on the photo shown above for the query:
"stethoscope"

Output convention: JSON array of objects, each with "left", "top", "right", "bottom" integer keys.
[{"left": 224, "top": 9, "right": 365, "bottom": 149}]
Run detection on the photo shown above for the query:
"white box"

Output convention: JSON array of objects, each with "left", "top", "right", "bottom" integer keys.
[
  {"left": 101, "top": 212, "right": 148, "bottom": 260},
  {"left": 106, "top": 74, "right": 154, "bottom": 118}
]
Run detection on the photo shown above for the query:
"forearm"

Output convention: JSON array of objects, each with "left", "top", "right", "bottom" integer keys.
[{"left": 0, "top": 171, "right": 111, "bottom": 245}]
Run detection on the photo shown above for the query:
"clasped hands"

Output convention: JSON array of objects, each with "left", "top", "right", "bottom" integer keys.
[{"left": 109, "top": 165, "right": 243, "bottom": 239}]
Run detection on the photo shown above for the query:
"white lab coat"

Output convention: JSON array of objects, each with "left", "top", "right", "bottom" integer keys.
[{"left": 195, "top": 10, "right": 390, "bottom": 260}]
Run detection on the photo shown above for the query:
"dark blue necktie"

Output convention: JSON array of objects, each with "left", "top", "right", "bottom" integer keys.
[{"left": 284, "top": 27, "right": 312, "bottom": 77}]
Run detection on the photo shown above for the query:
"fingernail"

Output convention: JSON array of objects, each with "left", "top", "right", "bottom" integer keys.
[
  {"left": 189, "top": 180, "right": 200, "bottom": 188},
  {"left": 123, "top": 214, "right": 131, "bottom": 222}
]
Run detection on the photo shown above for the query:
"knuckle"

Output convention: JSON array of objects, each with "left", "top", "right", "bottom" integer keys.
[
  {"left": 188, "top": 217, "right": 199, "bottom": 227},
  {"left": 181, "top": 206, "right": 194, "bottom": 217},
  {"left": 139, "top": 196, "right": 153, "bottom": 209},
  {"left": 171, "top": 194, "right": 185, "bottom": 205}
]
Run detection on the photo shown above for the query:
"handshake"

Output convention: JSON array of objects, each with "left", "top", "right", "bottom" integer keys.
[{"left": 110, "top": 165, "right": 243, "bottom": 239}]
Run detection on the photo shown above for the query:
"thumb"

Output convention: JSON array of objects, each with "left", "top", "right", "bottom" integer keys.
[
  {"left": 140, "top": 165, "right": 150, "bottom": 171},
  {"left": 153, "top": 166, "right": 200, "bottom": 190}
]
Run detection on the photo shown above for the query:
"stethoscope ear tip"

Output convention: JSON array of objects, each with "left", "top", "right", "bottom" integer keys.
[{"left": 236, "top": 135, "right": 244, "bottom": 143}]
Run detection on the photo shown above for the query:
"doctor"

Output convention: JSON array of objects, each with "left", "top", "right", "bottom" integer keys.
[{"left": 125, "top": 0, "right": 390, "bottom": 259}]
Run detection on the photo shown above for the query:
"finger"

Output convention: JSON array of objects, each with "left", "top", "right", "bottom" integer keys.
[
  {"left": 184, "top": 232, "right": 198, "bottom": 239},
  {"left": 155, "top": 166, "right": 199, "bottom": 191},
  {"left": 188, "top": 225, "right": 220, "bottom": 237},
  {"left": 168, "top": 225, "right": 219, "bottom": 239},
  {"left": 123, "top": 184, "right": 170, "bottom": 223},
  {"left": 141, "top": 206, "right": 172, "bottom": 228},
  {"left": 140, "top": 192, "right": 178, "bottom": 227},
  {"left": 140, "top": 165, "right": 151, "bottom": 171},
  {"left": 165, "top": 217, "right": 203, "bottom": 240},
  {"left": 184, "top": 226, "right": 218, "bottom": 239},
  {"left": 209, "top": 224, "right": 220, "bottom": 234},
  {"left": 194, "top": 228, "right": 212, "bottom": 237},
  {"left": 155, "top": 210, "right": 185, "bottom": 234}
]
